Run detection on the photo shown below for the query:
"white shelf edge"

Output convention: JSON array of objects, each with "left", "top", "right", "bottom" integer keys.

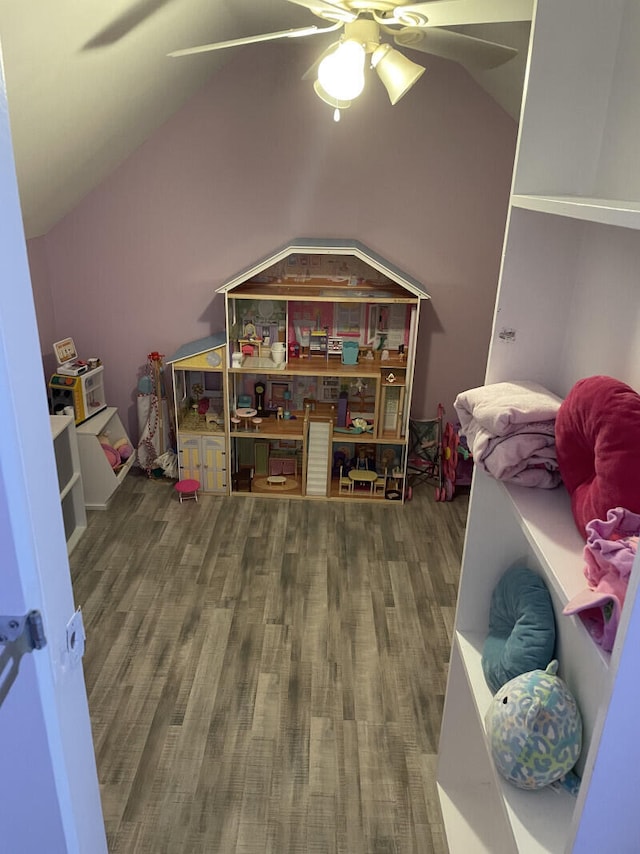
[
  {"left": 456, "top": 631, "right": 577, "bottom": 854},
  {"left": 511, "top": 194, "right": 640, "bottom": 230},
  {"left": 59, "top": 470, "right": 81, "bottom": 502},
  {"left": 456, "top": 631, "right": 494, "bottom": 718},
  {"left": 50, "top": 413, "right": 74, "bottom": 439},
  {"left": 76, "top": 406, "right": 117, "bottom": 435},
  {"left": 115, "top": 451, "right": 137, "bottom": 484}
]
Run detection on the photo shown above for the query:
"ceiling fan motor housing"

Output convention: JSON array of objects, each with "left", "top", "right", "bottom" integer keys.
[{"left": 343, "top": 18, "right": 381, "bottom": 53}]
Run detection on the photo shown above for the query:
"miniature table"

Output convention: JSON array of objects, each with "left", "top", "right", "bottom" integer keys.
[
  {"left": 236, "top": 407, "right": 257, "bottom": 429},
  {"left": 348, "top": 469, "right": 377, "bottom": 494},
  {"left": 267, "top": 475, "right": 287, "bottom": 487}
]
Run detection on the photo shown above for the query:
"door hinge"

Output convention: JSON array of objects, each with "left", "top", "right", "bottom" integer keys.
[{"left": 0, "top": 610, "right": 47, "bottom": 650}]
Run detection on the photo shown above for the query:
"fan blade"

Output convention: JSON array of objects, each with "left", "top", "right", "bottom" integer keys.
[
  {"left": 168, "top": 22, "right": 341, "bottom": 57},
  {"left": 287, "top": 0, "right": 357, "bottom": 22},
  {"left": 84, "top": 0, "right": 175, "bottom": 48},
  {"left": 389, "top": 0, "right": 533, "bottom": 27},
  {"left": 395, "top": 27, "right": 517, "bottom": 70}
]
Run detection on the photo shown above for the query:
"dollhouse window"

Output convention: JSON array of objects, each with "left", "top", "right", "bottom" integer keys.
[{"left": 335, "top": 303, "right": 363, "bottom": 337}]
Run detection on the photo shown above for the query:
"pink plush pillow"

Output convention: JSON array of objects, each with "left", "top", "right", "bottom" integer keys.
[
  {"left": 556, "top": 376, "right": 640, "bottom": 539},
  {"left": 101, "top": 444, "right": 121, "bottom": 469}
]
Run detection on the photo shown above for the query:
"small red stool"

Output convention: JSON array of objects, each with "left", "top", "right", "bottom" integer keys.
[{"left": 174, "top": 478, "right": 200, "bottom": 503}]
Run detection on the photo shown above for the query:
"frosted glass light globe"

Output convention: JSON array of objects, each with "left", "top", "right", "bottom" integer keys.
[{"left": 318, "top": 40, "right": 365, "bottom": 101}]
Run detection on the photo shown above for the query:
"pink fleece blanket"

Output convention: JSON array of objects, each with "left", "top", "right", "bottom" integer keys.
[
  {"left": 455, "top": 381, "right": 563, "bottom": 488},
  {"left": 563, "top": 507, "right": 640, "bottom": 651},
  {"left": 556, "top": 375, "right": 640, "bottom": 538}
]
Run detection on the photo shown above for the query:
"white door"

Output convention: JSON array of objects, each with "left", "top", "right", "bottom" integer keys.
[{"left": 0, "top": 61, "right": 107, "bottom": 853}]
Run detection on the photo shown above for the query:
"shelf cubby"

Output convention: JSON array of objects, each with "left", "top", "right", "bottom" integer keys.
[{"left": 50, "top": 414, "right": 86, "bottom": 553}]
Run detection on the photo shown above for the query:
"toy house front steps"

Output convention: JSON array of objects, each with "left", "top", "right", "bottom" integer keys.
[{"left": 306, "top": 421, "right": 332, "bottom": 496}]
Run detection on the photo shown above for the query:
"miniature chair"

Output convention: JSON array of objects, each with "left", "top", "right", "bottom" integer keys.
[
  {"left": 231, "top": 467, "right": 253, "bottom": 493},
  {"left": 374, "top": 467, "right": 387, "bottom": 497},
  {"left": 174, "top": 478, "right": 200, "bottom": 503},
  {"left": 339, "top": 466, "right": 353, "bottom": 494}
]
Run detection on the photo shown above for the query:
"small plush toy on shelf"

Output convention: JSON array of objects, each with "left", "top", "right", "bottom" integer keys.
[
  {"left": 485, "top": 660, "right": 582, "bottom": 796},
  {"left": 98, "top": 434, "right": 133, "bottom": 469},
  {"left": 98, "top": 434, "right": 120, "bottom": 469},
  {"left": 113, "top": 437, "right": 133, "bottom": 462}
]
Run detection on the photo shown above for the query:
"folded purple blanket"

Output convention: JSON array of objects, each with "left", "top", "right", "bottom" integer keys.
[
  {"left": 481, "top": 420, "right": 560, "bottom": 488},
  {"left": 454, "top": 382, "right": 562, "bottom": 488}
]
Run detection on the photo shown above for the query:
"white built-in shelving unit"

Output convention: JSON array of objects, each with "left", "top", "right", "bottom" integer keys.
[
  {"left": 50, "top": 414, "right": 87, "bottom": 553},
  {"left": 437, "top": 1, "right": 640, "bottom": 851}
]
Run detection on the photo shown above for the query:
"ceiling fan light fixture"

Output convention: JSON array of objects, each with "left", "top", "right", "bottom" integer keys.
[
  {"left": 371, "top": 43, "right": 426, "bottom": 105},
  {"left": 313, "top": 79, "right": 352, "bottom": 110},
  {"left": 317, "top": 39, "right": 366, "bottom": 101}
]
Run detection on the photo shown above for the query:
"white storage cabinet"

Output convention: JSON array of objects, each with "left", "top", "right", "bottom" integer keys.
[
  {"left": 437, "top": 1, "right": 640, "bottom": 851},
  {"left": 76, "top": 407, "right": 136, "bottom": 509},
  {"left": 50, "top": 414, "right": 87, "bottom": 553}
]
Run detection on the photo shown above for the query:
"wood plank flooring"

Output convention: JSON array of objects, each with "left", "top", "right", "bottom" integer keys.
[{"left": 70, "top": 472, "right": 468, "bottom": 854}]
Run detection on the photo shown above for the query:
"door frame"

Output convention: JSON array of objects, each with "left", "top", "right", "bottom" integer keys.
[{"left": 0, "top": 50, "right": 107, "bottom": 854}]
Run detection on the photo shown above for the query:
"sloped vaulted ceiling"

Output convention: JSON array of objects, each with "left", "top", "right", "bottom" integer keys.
[{"left": 0, "top": 0, "right": 527, "bottom": 239}]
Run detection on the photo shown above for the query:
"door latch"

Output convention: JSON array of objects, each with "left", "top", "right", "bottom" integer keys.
[{"left": 0, "top": 610, "right": 47, "bottom": 650}]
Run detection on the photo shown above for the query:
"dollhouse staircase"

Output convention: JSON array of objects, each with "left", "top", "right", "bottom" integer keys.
[{"left": 306, "top": 421, "right": 331, "bottom": 496}]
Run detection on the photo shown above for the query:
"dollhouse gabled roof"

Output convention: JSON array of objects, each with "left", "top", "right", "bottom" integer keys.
[
  {"left": 214, "top": 238, "right": 431, "bottom": 301},
  {"left": 166, "top": 332, "right": 226, "bottom": 364}
]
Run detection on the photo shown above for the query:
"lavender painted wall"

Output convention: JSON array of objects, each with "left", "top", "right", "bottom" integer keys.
[
  {"left": 27, "top": 236, "right": 57, "bottom": 381},
  {"left": 29, "top": 41, "right": 516, "bottom": 441}
]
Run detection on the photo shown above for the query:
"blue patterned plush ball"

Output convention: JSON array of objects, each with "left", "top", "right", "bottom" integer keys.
[{"left": 485, "top": 660, "right": 582, "bottom": 790}]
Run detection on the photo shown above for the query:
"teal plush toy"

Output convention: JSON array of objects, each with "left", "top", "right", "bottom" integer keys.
[{"left": 485, "top": 660, "right": 582, "bottom": 794}]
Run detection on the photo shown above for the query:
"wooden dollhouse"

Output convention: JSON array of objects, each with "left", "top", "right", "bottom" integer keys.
[{"left": 168, "top": 239, "right": 430, "bottom": 501}]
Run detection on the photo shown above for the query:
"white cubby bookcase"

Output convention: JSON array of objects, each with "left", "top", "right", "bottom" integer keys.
[
  {"left": 50, "top": 414, "right": 87, "bottom": 554},
  {"left": 437, "top": 1, "right": 640, "bottom": 851}
]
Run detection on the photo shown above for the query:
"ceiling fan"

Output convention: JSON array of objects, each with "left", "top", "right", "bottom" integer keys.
[{"left": 169, "top": 0, "right": 532, "bottom": 119}]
